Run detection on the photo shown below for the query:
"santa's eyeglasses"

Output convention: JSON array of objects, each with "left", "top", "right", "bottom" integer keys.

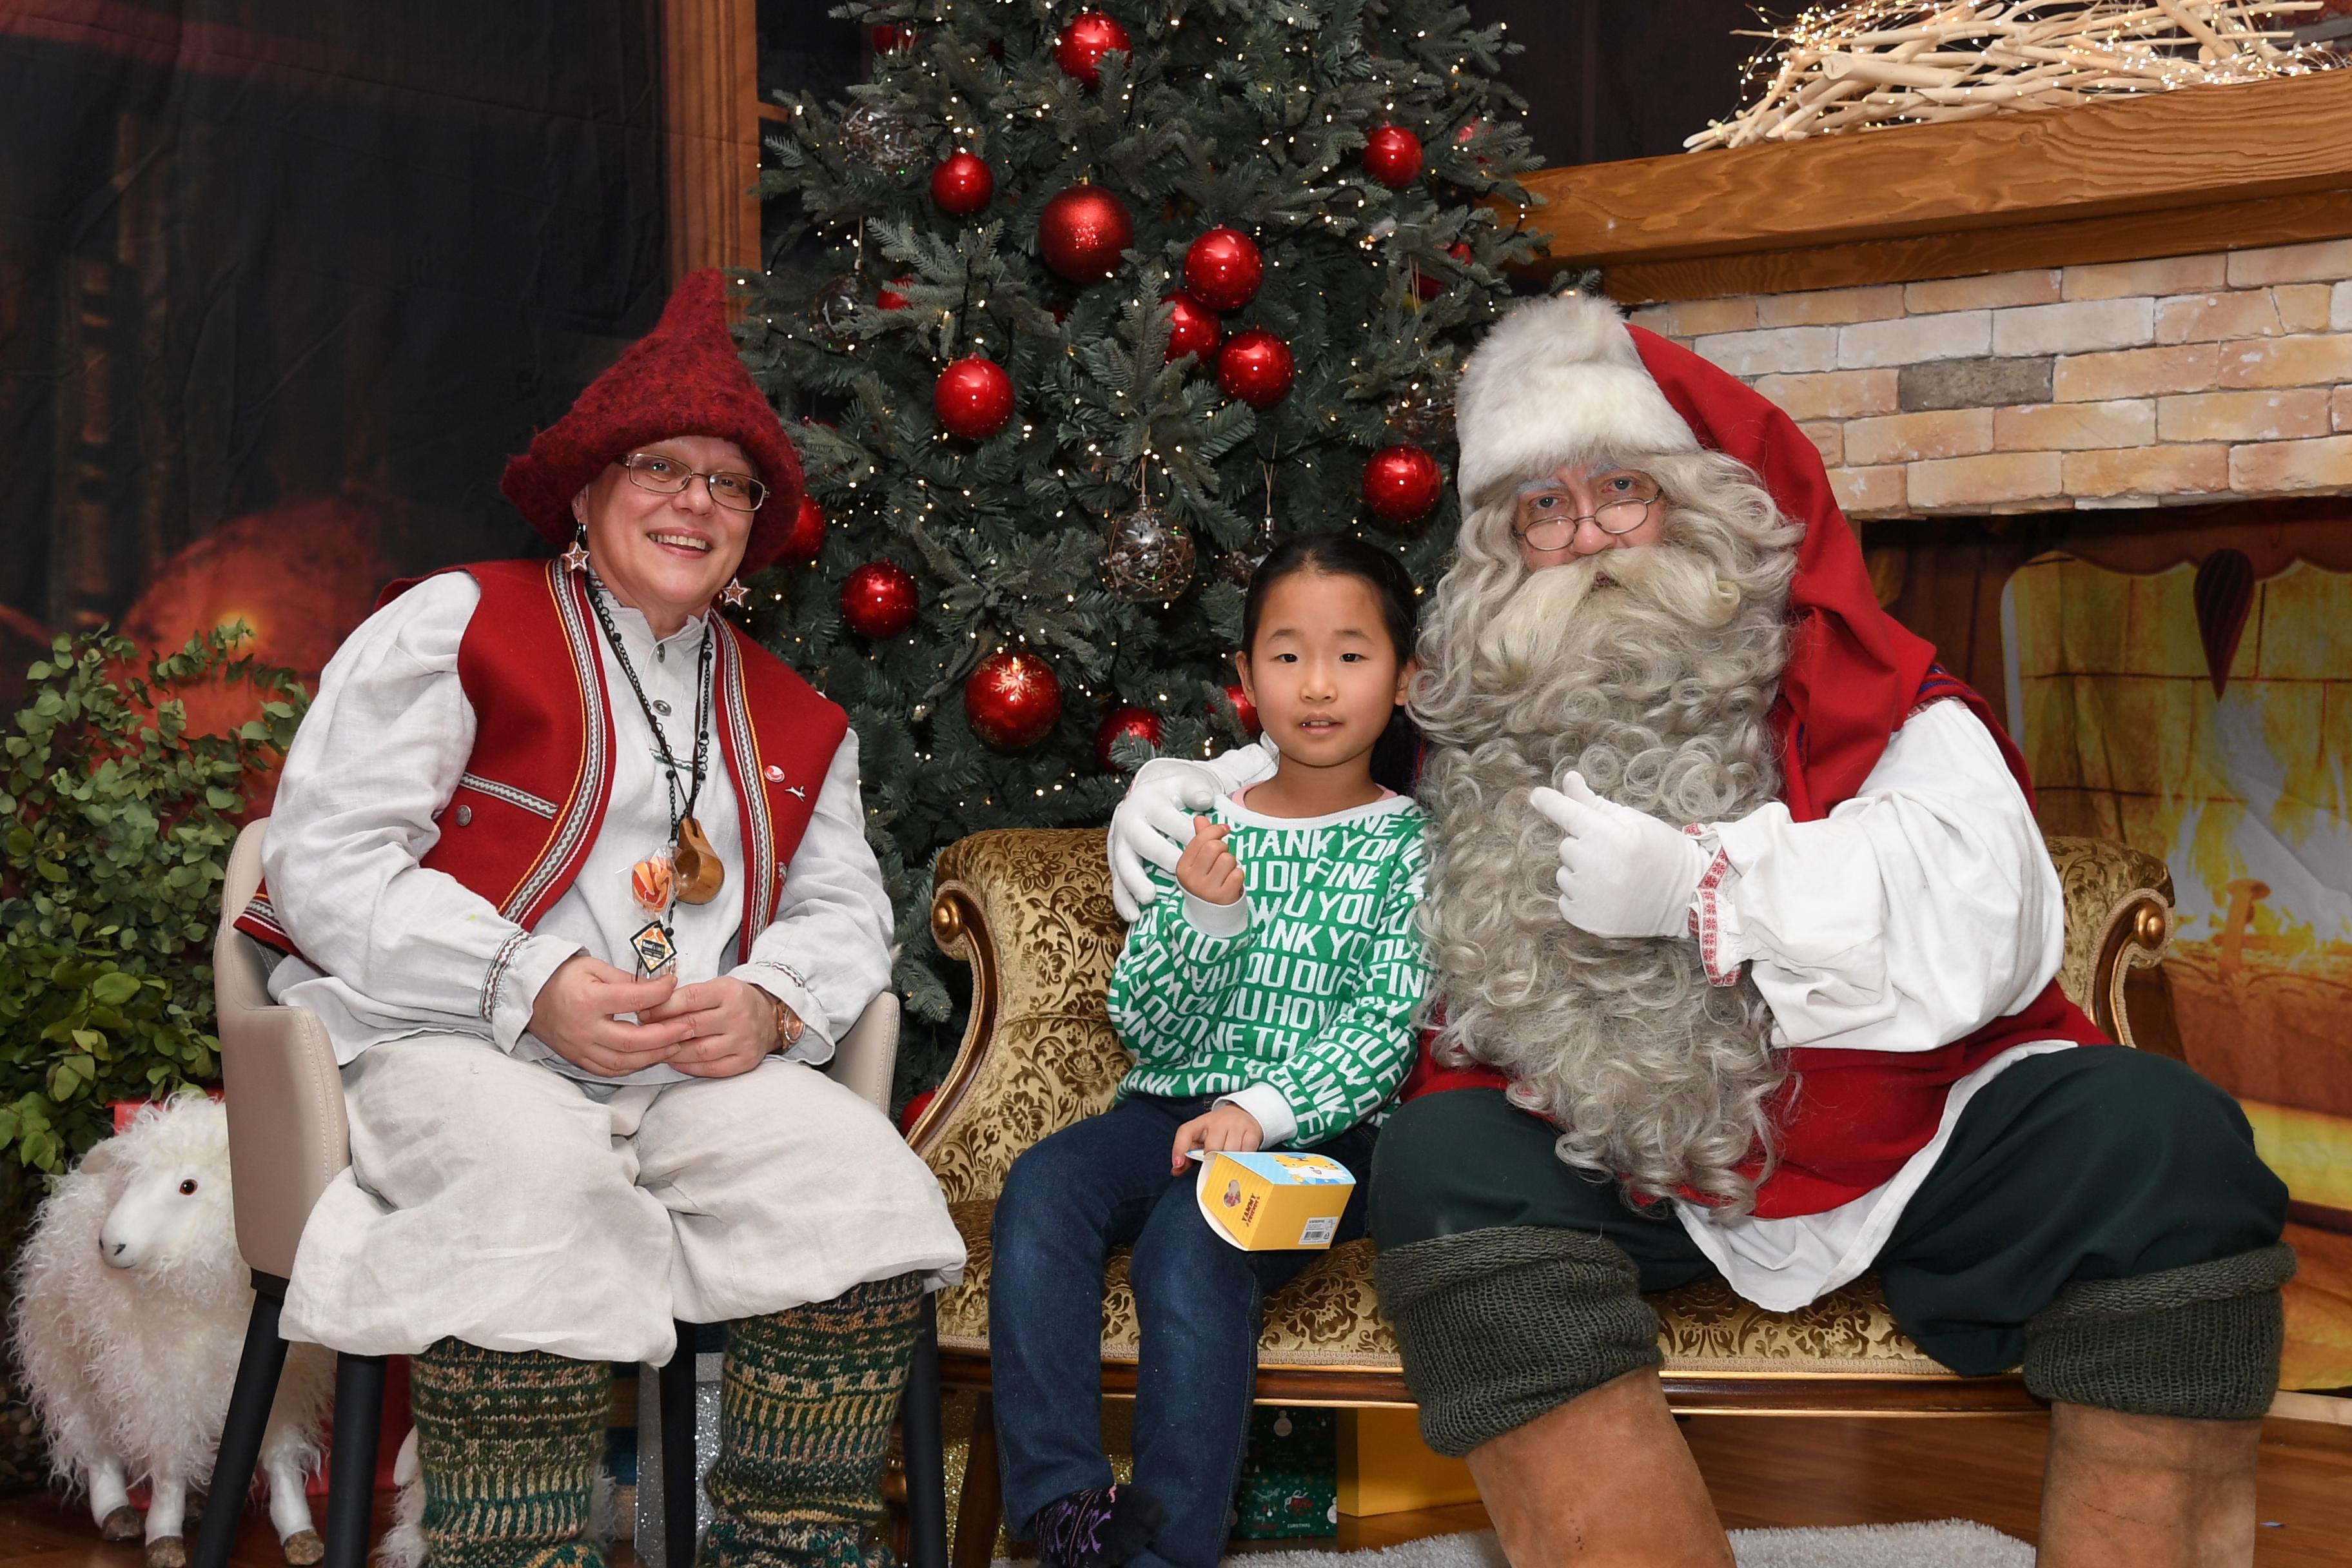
[
  {"left": 620, "top": 452, "right": 768, "bottom": 512},
  {"left": 1511, "top": 471, "right": 1661, "bottom": 551}
]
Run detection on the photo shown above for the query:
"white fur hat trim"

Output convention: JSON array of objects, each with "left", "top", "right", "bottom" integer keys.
[{"left": 1454, "top": 291, "right": 1699, "bottom": 507}]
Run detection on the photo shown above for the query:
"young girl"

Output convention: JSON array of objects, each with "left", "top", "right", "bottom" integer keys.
[{"left": 988, "top": 536, "right": 1433, "bottom": 1568}]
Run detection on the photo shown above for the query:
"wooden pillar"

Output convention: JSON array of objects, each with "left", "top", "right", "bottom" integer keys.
[{"left": 661, "top": 0, "right": 760, "bottom": 280}]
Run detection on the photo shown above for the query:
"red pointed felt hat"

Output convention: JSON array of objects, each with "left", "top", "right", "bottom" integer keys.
[{"left": 500, "top": 269, "right": 806, "bottom": 573}]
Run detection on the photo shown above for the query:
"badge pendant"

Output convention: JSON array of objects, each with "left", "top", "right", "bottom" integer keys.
[{"left": 628, "top": 848, "right": 680, "bottom": 978}]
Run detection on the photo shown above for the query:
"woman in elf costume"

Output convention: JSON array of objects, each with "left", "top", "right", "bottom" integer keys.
[{"left": 239, "top": 270, "right": 963, "bottom": 1568}]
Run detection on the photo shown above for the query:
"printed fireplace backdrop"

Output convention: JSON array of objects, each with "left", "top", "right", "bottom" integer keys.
[{"left": 2006, "top": 540, "right": 2352, "bottom": 1390}]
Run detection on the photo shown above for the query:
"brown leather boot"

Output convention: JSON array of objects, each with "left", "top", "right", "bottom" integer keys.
[
  {"left": 1464, "top": 1368, "right": 1734, "bottom": 1567},
  {"left": 2037, "top": 1402, "right": 2263, "bottom": 1567}
]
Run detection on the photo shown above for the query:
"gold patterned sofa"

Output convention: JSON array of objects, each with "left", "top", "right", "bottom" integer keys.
[{"left": 906, "top": 827, "right": 2175, "bottom": 1560}]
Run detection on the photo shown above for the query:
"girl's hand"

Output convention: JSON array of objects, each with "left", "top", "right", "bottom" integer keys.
[
  {"left": 1170, "top": 1102, "right": 1265, "bottom": 1174},
  {"left": 1174, "top": 816, "right": 1244, "bottom": 905}
]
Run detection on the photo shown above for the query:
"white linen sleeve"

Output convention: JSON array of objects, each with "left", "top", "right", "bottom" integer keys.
[
  {"left": 730, "top": 730, "right": 894, "bottom": 1065},
  {"left": 259, "top": 574, "right": 582, "bottom": 1046},
  {"left": 1698, "top": 700, "right": 2064, "bottom": 1055}
]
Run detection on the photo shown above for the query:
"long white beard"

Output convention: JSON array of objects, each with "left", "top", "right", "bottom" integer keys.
[{"left": 1416, "top": 541, "right": 1793, "bottom": 1213}]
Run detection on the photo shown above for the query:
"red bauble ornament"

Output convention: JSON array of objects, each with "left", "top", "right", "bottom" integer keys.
[
  {"left": 841, "top": 561, "right": 918, "bottom": 638},
  {"left": 1183, "top": 227, "right": 1264, "bottom": 311},
  {"left": 778, "top": 495, "right": 826, "bottom": 565},
  {"left": 930, "top": 152, "right": 994, "bottom": 215},
  {"left": 1217, "top": 328, "right": 1294, "bottom": 408},
  {"left": 1414, "top": 242, "right": 1475, "bottom": 301},
  {"left": 1093, "top": 704, "right": 1164, "bottom": 770},
  {"left": 1362, "top": 444, "right": 1444, "bottom": 523},
  {"left": 870, "top": 23, "right": 917, "bottom": 52},
  {"left": 1039, "top": 185, "right": 1133, "bottom": 283},
  {"left": 1362, "top": 124, "right": 1424, "bottom": 188},
  {"left": 1053, "top": 11, "right": 1132, "bottom": 87},
  {"left": 876, "top": 277, "right": 913, "bottom": 310},
  {"left": 1162, "top": 294, "right": 1220, "bottom": 362},
  {"left": 966, "top": 651, "right": 1063, "bottom": 749},
  {"left": 1221, "top": 682, "right": 1261, "bottom": 739},
  {"left": 935, "top": 355, "right": 1014, "bottom": 438}
]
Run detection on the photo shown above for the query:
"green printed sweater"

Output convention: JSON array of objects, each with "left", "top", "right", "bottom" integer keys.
[{"left": 1107, "top": 791, "right": 1431, "bottom": 1148}]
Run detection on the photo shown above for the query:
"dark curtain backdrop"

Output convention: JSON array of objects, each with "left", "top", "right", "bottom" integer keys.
[{"left": 0, "top": 0, "right": 667, "bottom": 705}]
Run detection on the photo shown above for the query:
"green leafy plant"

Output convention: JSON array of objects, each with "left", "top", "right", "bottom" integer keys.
[{"left": 0, "top": 627, "right": 307, "bottom": 1175}]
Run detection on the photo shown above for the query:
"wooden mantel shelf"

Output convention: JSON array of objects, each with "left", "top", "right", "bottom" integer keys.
[{"left": 1514, "top": 71, "right": 2352, "bottom": 304}]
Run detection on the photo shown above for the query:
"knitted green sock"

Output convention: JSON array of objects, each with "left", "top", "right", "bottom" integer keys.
[
  {"left": 701, "top": 1273, "right": 926, "bottom": 1568},
  {"left": 411, "top": 1338, "right": 610, "bottom": 1568}
]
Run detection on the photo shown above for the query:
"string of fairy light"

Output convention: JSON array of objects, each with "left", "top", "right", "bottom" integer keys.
[
  {"left": 750, "top": 0, "right": 1533, "bottom": 812},
  {"left": 1695, "top": 0, "right": 2343, "bottom": 148}
]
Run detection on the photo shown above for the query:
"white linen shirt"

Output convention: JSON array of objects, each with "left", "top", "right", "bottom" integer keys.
[{"left": 261, "top": 571, "right": 894, "bottom": 1086}]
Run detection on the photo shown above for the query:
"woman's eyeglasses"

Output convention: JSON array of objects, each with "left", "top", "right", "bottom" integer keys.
[{"left": 620, "top": 453, "right": 767, "bottom": 512}]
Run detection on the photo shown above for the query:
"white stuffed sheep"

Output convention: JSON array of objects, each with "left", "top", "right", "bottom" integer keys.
[{"left": 10, "top": 1095, "right": 333, "bottom": 1567}]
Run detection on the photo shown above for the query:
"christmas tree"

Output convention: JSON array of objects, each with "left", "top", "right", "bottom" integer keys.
[{"left": 740, "top": 0, "right": 1544, "bottom": 1092}]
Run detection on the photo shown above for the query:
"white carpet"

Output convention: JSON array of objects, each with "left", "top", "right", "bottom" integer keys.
[{"left": 997, "top": 1521, "right": 2033, "bottom": 1567}]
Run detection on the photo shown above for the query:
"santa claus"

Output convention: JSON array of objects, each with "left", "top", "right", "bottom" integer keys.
[{"left": 1110, "top": 293, "right": 2290, "bottom": 1566}]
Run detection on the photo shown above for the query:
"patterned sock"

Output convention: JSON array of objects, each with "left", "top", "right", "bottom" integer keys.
[
  {"left": 701, "top": 1272, "right": 925, "bottom": 1568},
  {"left": 1030, "top": 1484, "right": 1166, "bottom": 1568},
  {"left": 410, "top": 1337, "right": 609, "bottom": 1568}
]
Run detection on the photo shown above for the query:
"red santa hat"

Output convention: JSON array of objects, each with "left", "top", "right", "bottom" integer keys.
[
  {"left": 1451, "top": 290, "right": 1947, "bottom": 823},
  {"left": 500, "top": 269, "right": 806, "bottom": 573}
]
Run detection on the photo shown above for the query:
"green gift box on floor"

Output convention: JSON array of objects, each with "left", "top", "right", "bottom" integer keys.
[{"left": 1231, "top": 1406, "right": 1337, "bottom": 1540}]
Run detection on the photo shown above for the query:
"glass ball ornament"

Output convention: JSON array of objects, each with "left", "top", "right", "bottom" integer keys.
[
  {"left": 1384, "top": 389, "right": 1455, "bottom": 444},
  {"left": 840, "top": 561, "right": 918, "bottom": 638},
  {"left": 934, "top": 355, "right": 1015, "bottom": 439},
  {"left": 1216, "top": 328, "right": 1294, "bottom": 409},
  {"left": 1219, "top": 681, "right": 1261, "bottom": 740},
  {"left": 776, "top": 495, "right": 826, "bottom": 565},
  {"left": 930, "top": 151, "right": 994, "bottom": 215},
  {"left": 1162, "top": 294, "right": 1220, "bottom": 363},
  {"left": 1362, "top": 124, "right": 1425, "bottom": 188},
  {"left": 1039, "top": 185, "right": 1134, "bottom": 284},
  {"left": 1053, "top": 10, "right": 1132, "bottom": 88},
  {"left": 808, "top": 273, "right": 863, "bottom": 346},
  {"left": 966, "top": 651, "right": 1063, "bottom": 750},
  {"left": 1101, "top": 500, "right": 1196, "bottom": 602},
  {"left": 841, "top": 102, "right": 925, "bottom": 175},
  {"left": 1183, "top": 227, "right": 1263, "bottom": 311},
  {"left": 1362, "top": 444, "right": 1444, "bottom": 524},
  {"left": 1093, "top": 704, "right": 1164, "bottom": 771}
]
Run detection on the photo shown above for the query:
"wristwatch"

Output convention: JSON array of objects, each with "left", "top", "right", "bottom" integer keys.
[{"left": 770, "top": 994, "right": 806, "bottom": 1053}]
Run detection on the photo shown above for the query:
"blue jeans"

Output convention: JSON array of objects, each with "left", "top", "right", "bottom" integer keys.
[{"left": 989, "top": 1093, "right": 1377, "bottom": 1568}]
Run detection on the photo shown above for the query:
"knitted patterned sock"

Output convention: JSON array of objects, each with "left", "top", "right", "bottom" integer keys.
[
  {"left": 1030, "top": 1484, "right": 1166, "bottom": 1568},
  {"left": 410, "top": 1337, "right": 609, "bottom": 1568},
  {"left": 701, "top": 1272, "right": 925, "bottom": 1568}
]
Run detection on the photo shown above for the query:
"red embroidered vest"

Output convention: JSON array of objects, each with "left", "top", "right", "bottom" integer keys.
[
  {"left": 1404, "top": 672, "right": 2107, "bottom": 1220},
  {"left": 236, "top": 558, "right": 848, "bottom": 966}
]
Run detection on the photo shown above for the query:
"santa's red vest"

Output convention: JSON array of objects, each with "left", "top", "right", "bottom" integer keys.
[
  {"left": 1404, "top": 672, "right": 2108, "bottom": 1221},
  {"left": 235, "top": 558, "right": 848, "bottom": 968}
]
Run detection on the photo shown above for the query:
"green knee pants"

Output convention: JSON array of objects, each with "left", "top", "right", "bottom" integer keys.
[{"left": 1371, "top": 1048, "right": 2292, "bottom": 1453}]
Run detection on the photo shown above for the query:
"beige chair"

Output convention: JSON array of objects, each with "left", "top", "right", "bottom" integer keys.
[
  {"left": 195, "top": 816, "right": 942, "bottom": 1568},
  {"left": 905, "top": 827, "right": 2179, "bottom": 1565}
]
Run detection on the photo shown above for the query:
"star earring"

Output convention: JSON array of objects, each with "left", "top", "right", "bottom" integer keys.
[
  {"left": 561, "top": 523, "right": 591, "bottom": 574},
  {"left": 720, "top": 578, "right": 750, "bottom": 609}
]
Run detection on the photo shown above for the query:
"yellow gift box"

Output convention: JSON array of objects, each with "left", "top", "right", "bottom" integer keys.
[{"left": 1194, "top": 1151, "right": 1355, "bottom": 1251}]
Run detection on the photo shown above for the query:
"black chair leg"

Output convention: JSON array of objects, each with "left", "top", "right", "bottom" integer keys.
[
  {"left": 900, "top": 1294, "right": 948, "bottom": 1568},
  {"left": 322, "top": 1353, "right": 387, "bottom": 1568},
  {"left": 194, "top": 1279, "right": 293, "bottom": 1568},
  {"left": 662, "top": 1320, "right": 701, "bottom": 1568}
]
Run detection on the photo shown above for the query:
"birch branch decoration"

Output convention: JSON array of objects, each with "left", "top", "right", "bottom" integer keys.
[{"left": 1689, "top": 1, "right": 2344, "bottom": 150}]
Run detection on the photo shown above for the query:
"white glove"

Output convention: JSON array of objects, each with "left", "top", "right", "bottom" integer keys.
[
  {"left": 1108, "top": 742, "right": 1278, "bottom": 921},
  {"left": 1529, "top": 772, "right": 1712, "bottom": 941}
]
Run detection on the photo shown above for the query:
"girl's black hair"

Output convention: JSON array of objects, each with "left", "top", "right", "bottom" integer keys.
[{"left": 1239, "top": 534, "right": 1424, "bottom": 794}]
